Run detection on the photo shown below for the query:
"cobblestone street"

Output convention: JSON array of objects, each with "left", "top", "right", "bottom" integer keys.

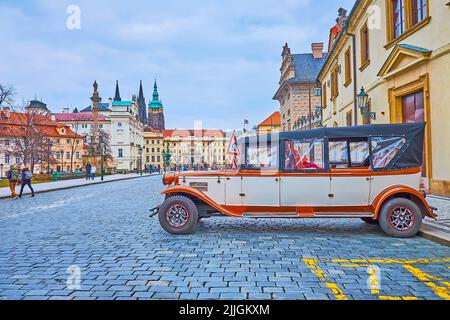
[{"left": 0, "top": 175, "right": 449, "bottom": 300}]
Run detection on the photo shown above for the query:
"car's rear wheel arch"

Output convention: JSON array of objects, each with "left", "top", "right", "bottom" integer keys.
[{"left": 375, "top": 192, "right": 428, "bottom": 219}]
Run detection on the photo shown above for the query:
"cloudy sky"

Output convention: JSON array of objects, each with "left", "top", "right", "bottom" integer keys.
[{"left": 0, "top": 0, "right": 355, "bottom": 129}]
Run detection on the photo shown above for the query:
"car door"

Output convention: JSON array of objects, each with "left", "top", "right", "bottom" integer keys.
[
  {"left": 225, "top": 175, "right": 243, "bottom": 206},
  {"left": 329, "top": 140, "right": 371, "bottom": 206},
  {"left": 241, "top": 174, "right": 280, "bottom": 206},
  {"left": 279, "top": 138, "right": 330, "bottom": 207}
]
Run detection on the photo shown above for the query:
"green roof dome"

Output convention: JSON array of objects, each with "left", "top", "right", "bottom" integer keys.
[{"left": 148, "top": 80, "right": 163, "bottom": 109}]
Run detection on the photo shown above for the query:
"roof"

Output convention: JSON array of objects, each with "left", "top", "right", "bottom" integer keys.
[
  {"left": 0, "top": 112, "right": 82, "bottom": 139},
  {"left": 273, "top": 53, "right": 326, "bottom": 99},
  {"left": 112, "top": 100, "right": 132, "bottom": 107},
  {"left": 259, "top": 111, "right": 281, "bottom": 127},
  {"left": 163, "top": 129, "right": 226, "bottom": 138},
  {"left": 291, "top": 53, "right": 327, "bottom": 82},
  {"left": 53, "top": 112, "right": 108, "bottom": 122},
  {"left": 397, "top": 44, "right": 432, "bottom": 53},
  {"left": 26, "top": 99, "right": 48, "bottom": 110},
  {"left": 81, "top": 103, "right": 111, "bottom": 112}
]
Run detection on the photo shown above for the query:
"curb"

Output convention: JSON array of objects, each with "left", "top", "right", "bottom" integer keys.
[
  {"left": 418, "top": 223, "right": 450, "bottom": 247},
  {"left": 0, "top": 174, "right": 158, "bottom": 199}
]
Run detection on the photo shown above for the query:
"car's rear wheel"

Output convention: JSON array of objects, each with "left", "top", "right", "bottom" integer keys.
[
  {"left": 378, "top": 198, "right": 422, "bottom": 238},
  {"left": 361, "top": 217, "right": 378, "bottom": 224},
  {"left": 158, "top": 195, "right": 198, "bottom": 235}
]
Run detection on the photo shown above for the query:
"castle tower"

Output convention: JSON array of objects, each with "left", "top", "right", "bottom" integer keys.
[
  {"left": 147, "top": 79, "right": 165, "bottom": 130},
  {"left": 137, "top": 80, "right": 148, "bottom": 125}
]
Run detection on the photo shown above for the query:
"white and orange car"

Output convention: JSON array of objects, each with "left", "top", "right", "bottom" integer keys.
[{"left": 156, "top": 122, "right": 436, "bottom": 237}]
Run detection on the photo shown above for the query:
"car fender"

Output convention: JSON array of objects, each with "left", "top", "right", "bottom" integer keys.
[
  {"left": 161, "top": 186, "right": 242, "bottom": 217},
  {"left": 371, "top": 185, "right": 435, "bottom": 219}
]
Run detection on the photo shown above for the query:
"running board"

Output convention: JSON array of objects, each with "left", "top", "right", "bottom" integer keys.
[
  {"left": 243, "top": 213, "right": 299, "bottom": 218},
  {"left": 314, "top": 212, "right": 374, "bottom": 218}
]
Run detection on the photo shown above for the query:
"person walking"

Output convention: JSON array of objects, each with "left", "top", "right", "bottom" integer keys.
[
  {"left": 85, "top": 162, "right": 92, "bottom": 180},
  {"left": 91, "top": 165, "right": 97, "bottom": 180},
  {"left": 18, "top": 167, "right": 35, "bottom": 198},
  {"left": 7, "top": 166, "right": 20, "bottom": 199}
]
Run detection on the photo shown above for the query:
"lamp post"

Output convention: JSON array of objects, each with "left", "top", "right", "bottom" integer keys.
[
  {"left": 138, "top": 146, "right": 143, "bottom": 176},
  {"left": 60, "top": 149, "right": 64, "bottom": 172},
  {"left": 0, "top": 163, "right": 3, "bottom": 180},
  {"left": 357, "top": 87, "right": 376, "bottom": 123}
]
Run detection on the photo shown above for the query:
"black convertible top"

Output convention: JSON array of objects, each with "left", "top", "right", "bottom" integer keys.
[{"left": 242, "top": 122, "right": 426, "bottom": 171}]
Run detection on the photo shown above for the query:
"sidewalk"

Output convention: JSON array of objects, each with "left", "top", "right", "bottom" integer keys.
[
  {"left": 420, "top": 195, "right": 450, "bottom": 246},
  {"left": 0, "top": 173, "right": 159, "bottom": 199}
]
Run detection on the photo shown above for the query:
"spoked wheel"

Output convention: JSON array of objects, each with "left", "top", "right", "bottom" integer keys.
[
  {"left": 158, "top": 195, "right": 198, "bottom": 234},
  {"left": 378, "top": 198, "right": 422, "bottom": 238}
]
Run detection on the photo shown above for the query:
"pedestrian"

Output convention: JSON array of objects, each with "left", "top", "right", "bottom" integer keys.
[
  {"left": 91, "top": 165, "right": 97, "bottom": 180},
  {"left": 85, "top": 162, "right": 92, "bottom": 180},
  {"left": 6, "top": 166, "right": 20, "bottom": 199},
  {"left": 18, "top": 167, "right": 35, "bottom": 198}
]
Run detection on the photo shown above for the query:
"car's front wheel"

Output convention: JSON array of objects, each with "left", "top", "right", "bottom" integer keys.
[
  {"left": 378, "top": 198, "right": 422, "bottom": 238},
  {"left": 158, "top": 195, "right": 198, "bottom": 235}
]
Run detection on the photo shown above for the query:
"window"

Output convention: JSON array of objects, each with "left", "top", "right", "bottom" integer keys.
[
  {"left": 76, "top": 152, "right": 80, "bottom": 160},
  {"left": 330, "top": 67, "right": 339, "bottom": 101},
  {"left": 371, "top": 137, "right": 406, "bottom": 169},
  {"left": 388, "top": 0, "right": 429, "bottom": 43},
  {"left": 152, "top": 156, "right": 155, "bottom": 162},
  {"left": 5, "top": 140, "right": 9, "bottom": 146},
  {"left": 241, "top": 137, "right": 279, "bottom": 170},
  {"left": 66, "top": 139, "right": 70, "bottom": 144},
  {"left": 411, "top": 0, "right": 427, "bottom": 26},
  {"left": 5, "top": 155, "right": 10, "bottom": 164},
  {"left": 360, "top": 23, "right": 370, "bottom": 69},
  {"left": 344, "top": 47, "right": 352, "bottom": 86},
  {"left": 16, "top": 157, "right": 20, "bottom": 164},
  {"left": 157, "top": 156, "right": 161, "bottom": 162},
  {"left": 284, "top": 139, "right": 324, "bottom": 171},
  {"left": 314, "top": 88, "right": 321, "bottom": 96},
  {"left": 118, "top": 122, "right": 122, "bottom": 127},
  {"left": 329, "top": 140, "right": 370, "bottom": 168},
  {"left": 56, "top": 152, "right": 61, "bottom": 160},
  {"left": 66, "top": 152, "right": 70, "bottom": 159},
  {"left": 118, "top": 148, "right": 123, "bottom": 158},
  {"left": 393, "top": 0, "right": 406, "bottom": 38},
  {"left": 322, "top": 83, "right": 327, "bottom": 108}
]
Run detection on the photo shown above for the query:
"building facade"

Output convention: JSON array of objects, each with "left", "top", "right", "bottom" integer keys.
[
  {"left": 318, "top": 1, "right": 450, "bottom": 196},
  {"left": 143, "top": 128, "right": 164, "bottom": 169},
  {"left": 256, "top": 111, "right": 281, "bottom": 135},
  {"left": 273, "top": 43, "right": 326, "bottom": 131},
  {"left": 0, "top": 106, "right": 84, "bottom": 174}
]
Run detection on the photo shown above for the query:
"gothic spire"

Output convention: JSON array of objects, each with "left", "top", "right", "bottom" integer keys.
[
  {"left": 114, "top": 80, "right": 121, "bottom": 101},
  {"left": 152, "top": 79, "right": 159, "bottom": 100},
  {"left": 138, "top": 80, "right": 145, "bottom": 101}
]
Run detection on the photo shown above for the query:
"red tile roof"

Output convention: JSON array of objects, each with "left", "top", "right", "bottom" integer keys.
[
  {"left": 0, "top": 112, "right": 82, "bottom": 139},
  {"left": 54, "top": 112, "right": 108, "bottom": 122},
  {"left": 258, "top": 111, "right": 281, "bottom": 127},
  {"left": 163, "top": 129, "right": 226, "bottom": 138}
]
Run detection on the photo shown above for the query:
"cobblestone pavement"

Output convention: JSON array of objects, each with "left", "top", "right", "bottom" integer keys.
[
  {"left": 0, "top": 176, "right": 449, "bottom": 300},
  {"left": 424, "top": 196, "right": 450, "bottom": 233}
]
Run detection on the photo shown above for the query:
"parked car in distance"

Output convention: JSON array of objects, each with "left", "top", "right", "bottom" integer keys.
[{"left": 156, "top": 122, "right": 436, "bottom": 237}]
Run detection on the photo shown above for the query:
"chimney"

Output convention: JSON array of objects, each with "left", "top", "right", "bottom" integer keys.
[{"left": 312, "top": 43, "right": 324, "bottom": 59}]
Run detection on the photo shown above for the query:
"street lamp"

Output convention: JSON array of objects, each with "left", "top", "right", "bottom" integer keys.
[
  {"left": 0, "top": 163, "right": 3, "bottom": 180},
  {"left": 47, "top": 140, "right": 53, "bottom": 174},
  {"left": 138, "top": 146, "right": 143, "bottom": 176},
  {"left": 357, "top": 87, "right": 376, "bottom": 123}
]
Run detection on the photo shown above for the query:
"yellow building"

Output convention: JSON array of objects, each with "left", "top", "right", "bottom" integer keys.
[
  {"left": 318, "top": 1, "right": 450, "bottom": 196},
  {"left": 257, "top": 111, "right": 281, "bottom": 135},
  {"left": 143, "top": 128, "right": 164, "bottom": 169}
]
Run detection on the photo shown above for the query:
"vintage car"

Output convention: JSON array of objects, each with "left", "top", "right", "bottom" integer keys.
[{"left": 156, "top": 122, "right": 437, "bottom": 237}]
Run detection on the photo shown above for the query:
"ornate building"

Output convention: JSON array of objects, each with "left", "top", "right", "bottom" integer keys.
[
  {"left": 273, "top": 43, "right": 326, "bottom": 131},
  {"left": 148, "top": 80, "right": 165, "bottom": 130}
]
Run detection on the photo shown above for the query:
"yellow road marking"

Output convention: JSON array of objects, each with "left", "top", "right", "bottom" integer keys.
[
  {"left": 403, "top": 264, "right": 450, "bottom": 300},
  {"left": 379, "top": 296, "right": 418, "bottom": 300},
  {"left": 303, "top": 258, "right": 348, "bottom": 300},
  {"left": 330, "top": 258, "right": 450, "bottom": 265}
]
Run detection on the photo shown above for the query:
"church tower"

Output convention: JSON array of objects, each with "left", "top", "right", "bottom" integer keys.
[
  {"left": 137, "top": 80, "right": 148, "bottom": 125},
  {"left": 114, "top": 80, "right": 121, "bottom": 101},
  {"left": 147, "top": 79, "right": 165, "bottom": 130}
]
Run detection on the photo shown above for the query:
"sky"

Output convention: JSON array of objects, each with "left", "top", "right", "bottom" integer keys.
[{"left": 0, "top": 0, "right": 356, "bottom": 130}]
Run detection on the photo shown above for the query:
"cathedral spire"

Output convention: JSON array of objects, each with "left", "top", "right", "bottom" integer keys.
[
  {"left": 138, "top": 80, "right": 145, "bottom": 101},
  {"left": 114, "top": 80, "right": 121, "bottom": 101}
]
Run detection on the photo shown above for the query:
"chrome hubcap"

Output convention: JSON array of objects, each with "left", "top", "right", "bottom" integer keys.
[
  {"left": 167, "top": 205, "right": 189, "bottom": 228},
  {"left": 389, "top": 206, "right": 414, "bottom": 231}
]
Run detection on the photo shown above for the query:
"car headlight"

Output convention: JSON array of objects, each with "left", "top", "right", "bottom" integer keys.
[{"left": 162, "top": 172, "right": 179, "bottom": 186}]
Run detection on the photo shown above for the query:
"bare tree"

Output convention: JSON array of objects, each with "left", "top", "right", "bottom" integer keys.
[
  {"left": 5, "top": 111, "right": 48, "bottom": 172},
  {"left": 0, "top": 84, "right": 16, "bottom": 109}
]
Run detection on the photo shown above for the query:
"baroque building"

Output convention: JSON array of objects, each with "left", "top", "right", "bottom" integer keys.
[
  {"left": 317, "top": 1, "right": 450, "bottom": 196},
  {"left": 273, "top": 43, "right": 326, "bottom": 131}
]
